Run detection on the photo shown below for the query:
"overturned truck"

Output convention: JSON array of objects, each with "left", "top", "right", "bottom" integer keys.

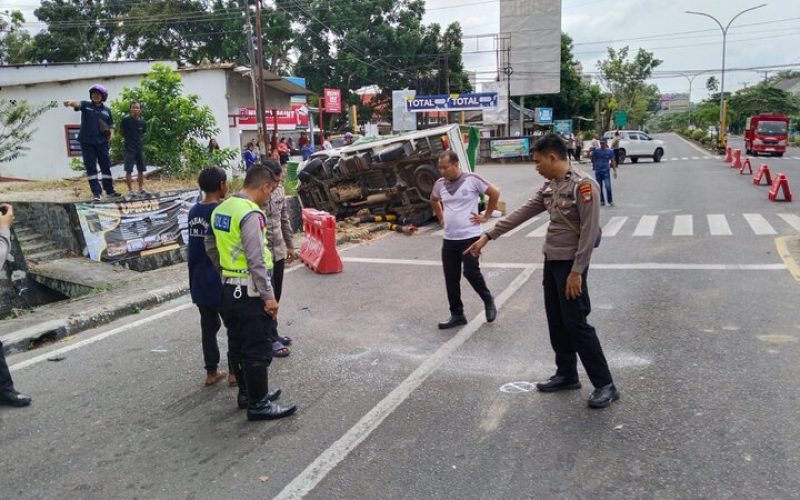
[{"left": 297, "top": 124, "right": 470, "bottom": 223}]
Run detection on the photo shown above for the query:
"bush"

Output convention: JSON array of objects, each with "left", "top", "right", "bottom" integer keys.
[{"left": 691, "top": 129, "right": 705, "bottom": 141}]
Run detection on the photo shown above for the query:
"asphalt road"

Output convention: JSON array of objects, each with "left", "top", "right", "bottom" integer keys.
[{"left": 2, "top": 132, "right": 799, "bottom": 499}]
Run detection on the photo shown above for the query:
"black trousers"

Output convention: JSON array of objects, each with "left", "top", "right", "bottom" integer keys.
[
  {"left": 268, "top": 259, "right": 286, "bottom": 343},
  {"left": 198, "top": 305, "right": 224, "bottom": 373},
  {"left": 0, "top": 340, "right": 15, "bottom": 392},
  {"left": 222, "top": 284, "right": 273, "bottom": 367},
  {"left": 442, "top": 237, "right": 493, "bottom": 315},
  {"left": 542, "top": 260, "right": 613, "bottom": 388},
  {"left": 81, "top": 142, "right": 114, "bottom": 196}
]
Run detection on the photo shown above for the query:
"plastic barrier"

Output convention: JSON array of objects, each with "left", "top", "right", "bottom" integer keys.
[
  {"left": 753, "top": 164, "right": 772, "bottom": 186},
  {"left": 739, "top": 158, "right": 753, "bottom": 175},
  {"left": 299, "top": 208, "right": 343, "bottom": 274},
  {"left": 723, "top": 146, "right": 733, "bottom": 163},
  {"left": 768, "top": 174, "right": 793, "bottom": 202},
  {"left": 732, "top": 149, "right": 742, "bottom": 169}
]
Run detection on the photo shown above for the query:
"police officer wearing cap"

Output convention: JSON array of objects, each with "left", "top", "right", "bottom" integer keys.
[
  {"left": 465, "top": 133, "right": 619, "bottom": 409},
  {"left": 206, "top": 162, "right": 297, "bottom": 421}
]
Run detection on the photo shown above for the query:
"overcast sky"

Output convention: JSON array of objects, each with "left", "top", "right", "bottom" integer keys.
[
  {"left": 4, "top": 0, "right": 800, "bottom": 102},
  {"left": 424, "top": 0, "right": 800, "bottom": 102}
]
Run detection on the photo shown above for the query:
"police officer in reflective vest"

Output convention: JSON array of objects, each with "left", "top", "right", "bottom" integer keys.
[
  {"left": 465, "top": 134, "right": 618, "bottom": 409},
  {"left": 206, "top": 163, "right": 297, "bottom": 421}
]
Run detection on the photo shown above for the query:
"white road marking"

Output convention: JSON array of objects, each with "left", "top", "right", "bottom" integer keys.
[
  {"left": 670, "top": 157, "right": 679, "bottom": 161},
  {"left": 691, "top": 157, "right": 700, "bottom": 160},
  {"left": 501, "top": 216, "right": 540, "bottom": 238},
  {"left": 526, "top": 221, "right": 549, "bottom": 238},
  {"left": 681, "top": 157, "right": 689, "bottom": 160},
  {"left": 602, "top": 216, "right": 628, "bottom": 237},
  {"left": 793, "top": 156, "right": 800, "bottom": 160},
  {"left": 743, "top": 213, "right": 777, "bottom": 235},
  {"left": 707, "top": 214, "right": 732, "bottom": 236},
  {"left": 9, "top": 303, "right": 194, "bottom": 372},
  {"left": 778, "top": 213, "right": 800, "bottom": 232},
  {"left": 703, "top": 156, "right": 711, "bottom": 159},
  {"left": 341, "top": 257, "right": 785, "bottom": 271},
  {"left": 672, "top": 215, "right": 693, "bottom": 236},
  {"left": 633, "top": 215, "right": 658, "bottom": 236},
  {"left": 273, "top": 267, "right": 538, "bottom": 500}
]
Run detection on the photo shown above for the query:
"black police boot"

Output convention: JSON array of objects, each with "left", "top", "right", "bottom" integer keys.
[
  {"left": 233, "top": 361, "right": 281, "bottom": 409},
  {"left": 535, "top": 375, "right": 582, "bottom": 392},
  {"left": 588, "top": 383, "right": 619, "bottom": 409},
  {"left": 0, "top": 389, "right": 32, "bottom": 407},
  {"left": 484, "top": 297, "right": 497, "bottom": 323},
  {"left": 243, "top": 363, "right": 296, "bottom": 421},
  {"left": 438, "top": 314, "right": 467, "bottom": 330}
]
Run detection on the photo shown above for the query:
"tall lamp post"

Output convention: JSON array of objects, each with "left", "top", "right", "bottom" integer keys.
[{"left": 686, "top": 4, "right": 766, "bottom": 150}]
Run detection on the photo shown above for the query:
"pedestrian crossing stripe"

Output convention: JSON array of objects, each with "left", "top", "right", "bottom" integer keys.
[{"left": 425, "top": 213, "right": 800, "bottom": 238}]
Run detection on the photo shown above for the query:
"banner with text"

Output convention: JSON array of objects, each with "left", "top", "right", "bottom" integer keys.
[
  {"left": 324, "top": 88, "right": 342, "bottom": 113},
  {"left": 406, "top": 93, "right": 499, "bottom": 113},
  {"left": 490, "top": 138, "right": 530, "bottom": 159},
  {"left": 237, "top": 104, "right": 310, "bottom": 130},
  {"left": 75, "top": 191, "right": 197, "bottom": 262}
]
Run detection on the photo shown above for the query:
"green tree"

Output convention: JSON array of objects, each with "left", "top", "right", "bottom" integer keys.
[
  {"left": 706, "top": 76, "right": 719, "bottom": 94},
  {"left": 597, "top": 46, "right": 662, "bottom": 128},
  {"left": 0, "top": 99, "right": 57, "bottom": 164},
  {"left": 727, "top": 83, "right": 800, "bottom": 132},
  {"left": 0, "top": 11, "right": 34, "bottom": 64},
  {"left": 29, "top": 0, "right": 117, "bottom": 62},
  {"left": 109, "top": 63, "right": 235, "bottom": 176}
]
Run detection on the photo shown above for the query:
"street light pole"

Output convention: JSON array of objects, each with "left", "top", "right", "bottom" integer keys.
[{"left": 686, "top": 4, "right": 766, "bottom": 150}]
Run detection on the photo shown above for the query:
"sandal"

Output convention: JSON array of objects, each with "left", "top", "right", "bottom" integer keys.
[
  {"left": 227, "top": 372, "right": 238, "bottom": 387},
  {"left": 277, "top": 335, "right": 293, "bottom": 346},
  {"left": 272, "top": 341, "right": 290, "bottom": 358},
  {"left": 204, "top": 370, "right": 227, "bottom": 386}
]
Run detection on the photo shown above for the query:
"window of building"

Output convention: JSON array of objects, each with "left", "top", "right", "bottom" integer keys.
[{"left": 65, "top": 125, "right": 82, "bottom": 157}]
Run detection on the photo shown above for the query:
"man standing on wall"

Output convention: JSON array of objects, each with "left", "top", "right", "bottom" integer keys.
[
  {"left": 64, "top": 84, "right": 123, "bottom": 201},
  {"left": 120, "top": 101, "right": 148, "bottom": 197}
]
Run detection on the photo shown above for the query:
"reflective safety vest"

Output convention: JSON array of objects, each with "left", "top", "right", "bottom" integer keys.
[{"left": 211, "top": 196, "right": 273, "bottom": 278}]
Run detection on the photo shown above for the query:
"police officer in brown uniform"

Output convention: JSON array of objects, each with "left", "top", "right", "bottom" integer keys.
[{"left": 466, "top": 133, "right": 618, "bottom": 409}]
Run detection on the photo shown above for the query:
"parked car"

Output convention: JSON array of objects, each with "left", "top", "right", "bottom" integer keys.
[
  {"left": 603, "top": 130, "right": 665, "bottom": 163},
  {"left": 297, "top": 124, "right": 469, "bottom": 222}
]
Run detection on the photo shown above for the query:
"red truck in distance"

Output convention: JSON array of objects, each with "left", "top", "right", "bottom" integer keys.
[{"left": 744, "top": 113, "right": 790, "bottom": 157}]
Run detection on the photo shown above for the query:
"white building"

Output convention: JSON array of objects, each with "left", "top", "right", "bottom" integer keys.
[{"left": 0, "top": 60, "right": 311, "bottom": 180}]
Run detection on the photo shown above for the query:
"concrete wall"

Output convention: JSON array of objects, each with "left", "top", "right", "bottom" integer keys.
[
  {"left": 12, "top": 202, "right": 85, "bottom": 256},
  {"left": 0, "top": 62, "right": 234, "bottom": 181}
]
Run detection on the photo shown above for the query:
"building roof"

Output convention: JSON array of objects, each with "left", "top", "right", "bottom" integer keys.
[
  {"left": 773, "top": 76, "right": 800, "bottom": 95},
  {"left": 0, "top": 59, "right": 312, "bottom": 96}
]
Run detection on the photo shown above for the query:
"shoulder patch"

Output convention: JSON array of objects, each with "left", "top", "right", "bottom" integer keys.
[{"left": 578, "top": 183, "right": 593, "bottom": 204}]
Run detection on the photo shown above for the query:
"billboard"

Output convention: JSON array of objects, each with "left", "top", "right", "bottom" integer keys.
[
  {"left": 535, "top": 108, "right": 553, "bottom": 125},
  {"left": 237, "top": 104, "right": 310, "bottom": 130},
  {"left": 490, "top": 138, "right": 530, "bottom": 159},
  {"left": 481, "top": 81, "right": 508, "bottom": 126},
  {"left": 392, "top": 90, "right": 417, "bottom": 132},
  {"left": 324, "top": 88, "right": 342, "bottom": 113},
  {"left": 405, "top": 93, "right": 499, "bottom": 112},
  {"left": 500, "top": 0, "right": 561, "bottom": 96},
  {"left": 75, "top": 191, "right": 197, "bottom": 262}
]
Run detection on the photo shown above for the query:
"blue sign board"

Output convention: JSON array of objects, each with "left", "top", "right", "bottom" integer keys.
[
  {"left": 406, "top": 93, "right": 499, "bottom": 112},
  {"left": 535, "top": 107, "right": 553, "bottom": 125}
]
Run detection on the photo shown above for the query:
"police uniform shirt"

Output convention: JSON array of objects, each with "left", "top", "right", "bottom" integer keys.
[{"left": 487, "top": 167, "right": 601, "bottom": 274}]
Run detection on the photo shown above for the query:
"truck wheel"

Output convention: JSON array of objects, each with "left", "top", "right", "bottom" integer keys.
[
  {"left": 653, "top": 148, "right": 663, "bottom": 163},
  {"left": 776, "top": 152, "right": 784, "bottom": 157},
  {"left": 630, "top": 157, "right": 639, "bottom": 164},
  {"left": 414, "top": 164, "right": 439, "bottom": 198}
]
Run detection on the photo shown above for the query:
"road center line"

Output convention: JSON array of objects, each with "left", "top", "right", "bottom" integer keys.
[
  {"left": 9, "top": 303, "right": 194, "bottom": 372},
  {"left": 273, "top": 267, "right": 537, "bottom": 499}
]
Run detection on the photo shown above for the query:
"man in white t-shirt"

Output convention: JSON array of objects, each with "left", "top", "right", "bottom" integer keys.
[{"left": 430, "top": 151, "right": 501, "bottom": 329}]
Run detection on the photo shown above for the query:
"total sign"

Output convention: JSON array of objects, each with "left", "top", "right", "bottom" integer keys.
[
  {"left": 535, "top": 108, "right": 553, "bottom": 125},
  {"left": 406, "top": 93, "right": 499, "bottom": 112}
]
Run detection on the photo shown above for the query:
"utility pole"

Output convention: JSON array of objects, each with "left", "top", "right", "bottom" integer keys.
[
  {"left": 245, "top": 4, "right": 259, "bottom": 148},
  {"left": 252, "top": 0, "right": 268, "bottom": 160},
  {"left": 443, "top": 39, "right": 450, "bottom": 124}
]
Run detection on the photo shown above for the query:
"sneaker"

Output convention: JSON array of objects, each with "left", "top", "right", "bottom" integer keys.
[
  {"left": 107, "top": 191, "right": 124, "bottom": 199},
  {"left": 139, "top": 189, "right": 149, "bottom": 196},
  {"left": 600, "top": 202, "right": 606, "bottom": 207},
  {"left": 609, "top": 202, "right": 616, "bottom": 207},
  {"left": 92, "top": 195, "right": 102, "bottom": 202}
]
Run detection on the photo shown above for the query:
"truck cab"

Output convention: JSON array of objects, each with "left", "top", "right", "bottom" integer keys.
[{"left": 744, "top": 114, "right": 789, "bottom": 157}]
